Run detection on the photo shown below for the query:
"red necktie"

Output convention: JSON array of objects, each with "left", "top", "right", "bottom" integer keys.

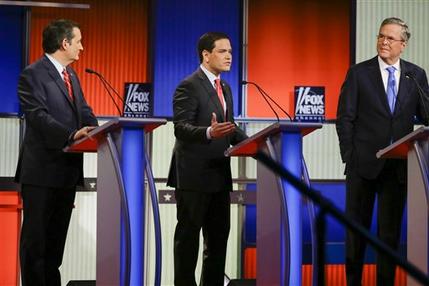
[
  {"left": 62, "top": 68, "right": 74, "bottom": 100},
  {"left": 214, "top": 79, "right": 225, "bottom": 117}
]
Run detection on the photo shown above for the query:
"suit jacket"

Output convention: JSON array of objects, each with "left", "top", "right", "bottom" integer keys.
[
  {"left": 167, "top": 68, "right": 247, "bottom": 192},
  {"left": 15, "top": 55, "right": 98, "bottom": 188},
  {"left": 336, "top": 56, "right": 429, "bottom": 179}
]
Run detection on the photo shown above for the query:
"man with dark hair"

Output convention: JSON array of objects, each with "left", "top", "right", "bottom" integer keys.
[
  {"left": 336, "top": 17, "right": 429, "bottom": 286},
  {"left": 16, "top": 19, "right": 98, "bottom": 286},
  {"left": 167, "top": 32, "right": 247, "bottom": 286}
]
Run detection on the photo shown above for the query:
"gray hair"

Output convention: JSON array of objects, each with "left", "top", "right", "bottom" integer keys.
[{"left": 380, "top": 17, "right": 411, "bottom": 42}]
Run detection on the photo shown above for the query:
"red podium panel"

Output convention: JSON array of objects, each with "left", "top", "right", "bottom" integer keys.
[
  {"left": 0, "top": 191, "right": 21, "bottom": 286},
  {"left": 226, "top": 122, "right": 320, "bottom": 157},
  {"left": 66, "top": 117, "right": 166, "bottom": 153}
]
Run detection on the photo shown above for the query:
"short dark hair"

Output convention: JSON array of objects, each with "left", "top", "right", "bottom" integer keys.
[
  {"left": 197, "top": 32, "right": 230, "bottom": 63},
  {"left": 380, "top": 17, "right": 411, "bottom": 42},
  {"left": 42, "top": 19, "right": 80, "bottom": 54}
]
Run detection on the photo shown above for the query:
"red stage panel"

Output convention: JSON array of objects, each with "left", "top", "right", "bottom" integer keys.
[
  {"left": 244, "top": 248, "right": 407, "bottom": 285},
  {"left": 28, "top": 0, "right": 149, "bottom": 117},
  {"left": 247, "top": 0, "right": 351, "bottom": 119},
  {"left": 0, "top": 191, "right": 22, "bottom": 286}
]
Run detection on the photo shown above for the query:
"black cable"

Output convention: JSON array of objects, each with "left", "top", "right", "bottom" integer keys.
[{"left": 255, "top": 150, "right": 429, "bottom": 286}]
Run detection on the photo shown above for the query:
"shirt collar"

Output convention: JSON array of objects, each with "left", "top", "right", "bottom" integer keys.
[
  {"left": 378, "top": 56, "right": 401, "bottom": 72},
  {"left": 200, "top": 64, "right": 220, "bottom": 86},
  {"left": 45, "top": 53, "right": 67, "bottom": 76}
]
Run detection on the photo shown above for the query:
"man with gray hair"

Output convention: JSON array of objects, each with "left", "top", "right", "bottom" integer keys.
[{"left": 336, "top": 17, "right": 429, "bottom": 285}]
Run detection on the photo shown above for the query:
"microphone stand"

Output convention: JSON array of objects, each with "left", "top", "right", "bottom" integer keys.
[
  {"left": 86, "top": 68, "right": 137, "bottom": 117},
  {"left": 243, "top": 80, "right": 293, "bottom": 121},
  {"left": 406, "top": 73, "right": 429, "bottom": 125}
]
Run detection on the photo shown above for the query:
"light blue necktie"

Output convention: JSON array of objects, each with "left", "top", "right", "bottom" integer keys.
[{"left": 386, "top": 66, "right": 397, "bottom": 113}]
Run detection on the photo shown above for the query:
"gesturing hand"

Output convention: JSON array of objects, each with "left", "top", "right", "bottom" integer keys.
[{"left": 209, "top": 112, "right": 235, "bottom": 139}]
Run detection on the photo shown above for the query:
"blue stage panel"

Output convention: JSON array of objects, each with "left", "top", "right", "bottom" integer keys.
[
  {"left": 0, "top": 6, "right": 24, "bottom": 115},
  {"left": 152, "top": 0, "right": 242, "bottom": 118}
]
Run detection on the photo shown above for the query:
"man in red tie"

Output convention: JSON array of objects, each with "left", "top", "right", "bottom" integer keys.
[
  {"left": 167, "top": 32, "right": 247, "bottom": 286},
  {"left": 15, "top": 19, "right": 98, "bottom": 286}
]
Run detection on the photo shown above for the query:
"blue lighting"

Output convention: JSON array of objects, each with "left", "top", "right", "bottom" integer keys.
[
  {"left": 281, "top": 131, "right": 303, "bottom": 286},
  {"left": 0, "top": 6, "right": 23, "bottom": 115},
  {"left": 121, "top": 128, "right": 145, "bottom": 286},
  {"left": 152, "top": 0, "right": 242, "bottom": 118}
]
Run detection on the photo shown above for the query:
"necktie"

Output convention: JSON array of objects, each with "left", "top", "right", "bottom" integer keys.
[
  {"left": 386, "top": 66, "right": 396, "bottom": 113},
  {"left": 214, "top": 79, "right": 225, "bottom": 117},
  {"left": 62, "top": 68, "right": 74, "bottom": 100}
]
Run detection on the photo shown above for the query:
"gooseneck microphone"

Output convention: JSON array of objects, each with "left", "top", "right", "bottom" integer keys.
[
  {"left": 86, "top": 68, "right": 138, "bottom": 117},
  {"left": 242, "top": 80, "right": 293, "bottom": 121},
  {"left": 85, "top": 68, "right": 123, "bottom": 116},
  {"left": 405, "top": 72, "right": 429, "bottom": 124}
]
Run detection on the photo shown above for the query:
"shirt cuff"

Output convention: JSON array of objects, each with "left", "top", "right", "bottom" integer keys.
[{"left": 206, "top": 127, "right": 212, "bottom": 139}]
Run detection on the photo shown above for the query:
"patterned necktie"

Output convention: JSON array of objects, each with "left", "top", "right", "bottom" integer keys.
[
  {"left": 62, "top": 68, "right": 74, "bottom": 100},
  {"left": 386, "top": 66, "right": 396, "bottom": 113},
  {"left": 214, "top": 79, "right": 225, "bottom": 117}
]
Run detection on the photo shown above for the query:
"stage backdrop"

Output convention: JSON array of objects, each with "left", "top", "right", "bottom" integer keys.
[
  {"left": 246, "top": 0, "right": 351, "bottom": 120},
  {"left": 152, "top": 0, "right": 242, "bottom": 118},
  {"left": 0, "top": 6, "right": 24, "bottom": 115},
  {"left": 28, "top": 0, "right": 149, "bottom": 116}
]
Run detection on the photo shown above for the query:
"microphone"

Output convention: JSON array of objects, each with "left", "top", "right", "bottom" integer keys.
[
  {"left": 405, "top": 72, "right": 429, "bottom": 124},
  {"left": 242, "top": 80, "right": 293, "bottom": 121},
  {"left": 86, "top": 68, "right": 137, "bottom": 117},
  {"left": 85, "top": 68, "right": 122, "bottom": 116}
]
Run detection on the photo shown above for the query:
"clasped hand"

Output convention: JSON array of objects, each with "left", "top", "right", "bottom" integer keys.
[
  {"left": 73, "top": 126, "right": 96, "bottom": 141},
  {"left": 209, "top": 112, "right": 235, "bottom": 139}
]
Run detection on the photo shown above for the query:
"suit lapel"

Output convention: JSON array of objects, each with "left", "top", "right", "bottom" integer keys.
[
  {"left": 367, "top": 57, "right": 392, "bottom": 115},
  {"left": 221, "top": 80, "right": 233, "bottom": 121},
  {"left": 197, "top": 69, "right": 226, "bottom": 121},
  {"left": 42, "top": 57, "right": 76, "bottom": 110},
  {"left": 395, "top": 61, "right": 412, "bottom": 115}
]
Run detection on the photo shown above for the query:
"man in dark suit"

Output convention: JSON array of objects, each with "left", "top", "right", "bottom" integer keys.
[
  {"left": 167, "top": 32, "right": 247, "bottom": 286},
  {"left": 15, "top": 19, "right": 98, "bottom": 286},
  {"left": 336, "top": 17, "right": 429, "bottom": 286}
]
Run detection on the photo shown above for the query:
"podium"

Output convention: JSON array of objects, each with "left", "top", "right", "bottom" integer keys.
[
  {"left": 376, "top": 126, "right": 429, "bottom": 285},
  {"left": 226, "top": 122, "right": 321, "bottom": 286},
  {"left": 66, "top": 117, "right": 166, "bottom": 286}
]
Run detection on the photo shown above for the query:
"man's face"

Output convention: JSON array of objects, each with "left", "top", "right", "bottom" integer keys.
[
  {"left": 377, "top": 23, "right": 406, "bottom": 65},
  {"left": 203, "top": 38, "right": 232, "bottom": 76},
  {"left": 64, "top": 27, "right": 83, "bottom": 62}
]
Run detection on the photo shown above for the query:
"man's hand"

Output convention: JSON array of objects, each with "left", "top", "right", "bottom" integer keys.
[
  {"left": 73, "top": 126, "right": 96, "bottom": 141},
  {"left": 209, "top": 112, "right": 235, "bottom": 139}
]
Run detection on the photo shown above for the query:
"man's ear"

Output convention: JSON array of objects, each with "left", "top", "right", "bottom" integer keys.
[
  {"left": 61, "top": 38, "right": 69, "bottom": 50},
  {"left": 202, "top": 50, "right": 210, "bottom": 63}
]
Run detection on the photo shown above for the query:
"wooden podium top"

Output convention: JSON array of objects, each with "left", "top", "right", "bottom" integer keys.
[
  {"left": 376, "top": 126, "right": 429, "bottom": 159},
  {"left": 64, "top": 117, "right": 167, "bottom": 153},
  {"left": 225, "top": 121, "right": 322, "bottom": 157}
]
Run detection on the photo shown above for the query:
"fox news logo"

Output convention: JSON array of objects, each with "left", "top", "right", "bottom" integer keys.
[
  {"left": 294, "top": 86, "right": 325, "bottom": 122},
  {"left": 123, "top": 83, "right": 152, "bottom": 118}
]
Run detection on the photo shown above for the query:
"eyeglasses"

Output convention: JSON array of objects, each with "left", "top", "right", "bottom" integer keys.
[{"left": 377, "top": 34, "right": 404, "bottom": 44}]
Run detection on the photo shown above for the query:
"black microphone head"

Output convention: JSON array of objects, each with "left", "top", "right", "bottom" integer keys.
[{"left": 85, "top": 68, "right": 95, "bottom": 74}]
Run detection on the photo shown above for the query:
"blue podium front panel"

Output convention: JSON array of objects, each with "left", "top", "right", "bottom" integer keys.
[{"left": 121, "top": 128, "right": 145, "bottom": 286}]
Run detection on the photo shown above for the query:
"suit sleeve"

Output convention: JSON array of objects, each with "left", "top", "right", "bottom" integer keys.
[
  {"left": 336, "top": 68, "right": 358, "bottom": 164},
  {"left": 231, "top": 125, "right": 248, "bottom": 145},
  {"left": 18, "top": 68, "right": 75, "bottom": 149},
  {"left": 173, "top": 79, "right": 211, "bottom": 144}
]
